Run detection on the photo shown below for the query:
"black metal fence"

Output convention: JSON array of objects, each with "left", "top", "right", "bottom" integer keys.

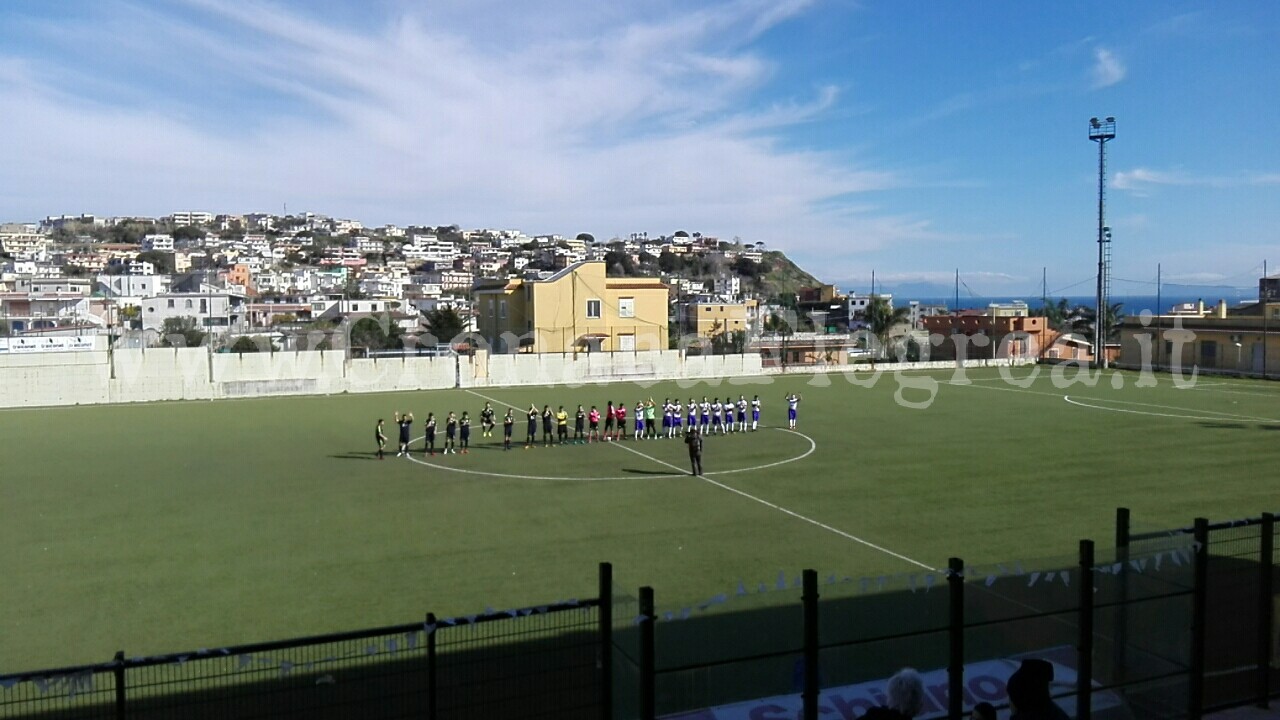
[
  {"left": 0, "top": 565, "right": 612, "bottom": 720},
  {"left": 610, "top": 508, "right": 1276, "bottom": 720},
  {"left": 4, "top": 513, "right": 1277, "bottom": 720}
]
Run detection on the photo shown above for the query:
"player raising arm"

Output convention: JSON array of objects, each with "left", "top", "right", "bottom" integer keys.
[
  {"left": 503, "top": 409, "right": 515, "bottom": 450},
  {"left": 785, "top": 393, "right": 802, "bottom": 429},
  {"left": 394, "top": 411, "right": 413, "bottom": 457}
]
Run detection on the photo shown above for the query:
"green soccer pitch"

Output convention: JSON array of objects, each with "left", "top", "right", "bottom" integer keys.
[{"left": 2, "top": 366, "right": 1278, "bottom": 670}]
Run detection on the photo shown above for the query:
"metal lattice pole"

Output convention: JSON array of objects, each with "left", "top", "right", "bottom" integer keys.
[{"left": 1089, "top": 117, "right": 1116, "bottom": 369}]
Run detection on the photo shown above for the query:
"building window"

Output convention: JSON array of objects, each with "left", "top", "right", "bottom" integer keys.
[
  {"left": 200, "top": 299, "right": 207, "bottom": 314},
  {"left": 618, "top": 297, "right": 635, "bottom": 318},
  {"left": 167, "top": 299, "right": 175, "bottom": 309},
  {"left": 1200, "top": 340, "right": 1217, "bottom": 365},
  {"left": 499, "top": 300, "right": 507, "bottom": 319},
  {"left": 586, "top": 299, "right": 602, "bottom": 319},
  {"left": 185, "top": 300, "right": 193, "bottom": 309}
]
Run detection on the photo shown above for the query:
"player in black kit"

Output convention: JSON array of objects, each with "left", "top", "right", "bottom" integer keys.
[{"left": 480, "top": 402, "right": 496, "bottom": 438}]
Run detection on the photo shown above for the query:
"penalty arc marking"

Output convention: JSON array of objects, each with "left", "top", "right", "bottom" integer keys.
[{"left": 1063, "top": 395, "right": 1280, "bottom": 423}]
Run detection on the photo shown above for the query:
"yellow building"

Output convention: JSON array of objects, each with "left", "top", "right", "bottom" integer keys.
[
  {"left": 684, "top": 298, "right": 759, "bottom": 338},
  {"left": 474, "top": 261, "right": 669, "bottom": 353},
  {"left": 1118, "top": 300, "right": 1280, "bottom": 376}
]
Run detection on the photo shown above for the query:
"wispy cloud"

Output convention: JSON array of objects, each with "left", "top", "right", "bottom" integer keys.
[
  {"left": 1114, "top": 167, "right": 1280, "bottom": 193},
  {"left": 1090, "top": 47, "right": 1126, "bottom": 88},
  {"left": 0, "top": 0, "right": 938, "bottom": 280}
]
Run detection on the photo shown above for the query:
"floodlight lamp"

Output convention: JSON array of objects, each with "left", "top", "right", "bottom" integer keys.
[
  {"left": 1090, "top": 117, "right": 1100, "bottom": 127},
  {"left": 1105, "top": 117, "right": 1115, "bottom": 123}
]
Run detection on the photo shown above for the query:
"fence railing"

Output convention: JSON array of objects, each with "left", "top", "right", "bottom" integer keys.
[
  {"left": 4, "top": 512, "right": 1277, "bottom": 720},
  {"left": 0, "top": 565, "right": 613, "bottom": 720}
]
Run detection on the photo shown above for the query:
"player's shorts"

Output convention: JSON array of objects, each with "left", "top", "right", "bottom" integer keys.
[
  {"left": 700, "top": 415, "right": 710, "bottom": 425},
  {"left": 590, "top": 421, "right": 599, "bottom": 430},
  {"left": 752, "top": 410, "right": 760, "bottom": 421},
  {"left": 788, "top": 409, "right": 797, "bottom": 420},
  {"left": 663, "top": 416, "right": 671, "bottom": 428},
  {"left": 504, "top": 426, "right": 513, "bottom": 436},
  {"left": 737, "top": 411, "right": 746, "bottom": 422},
  {"left": 673, "top": 416, "right": 682, "bottom": 427},
  {"left": 635, "top": 419, "right": 644, "bottom": 431},
  {"left": 446, "top": 430, "right": 456, "bottom": 439},
  {"left": 604, "top": 418, "right": 615, "bottom": 430}
]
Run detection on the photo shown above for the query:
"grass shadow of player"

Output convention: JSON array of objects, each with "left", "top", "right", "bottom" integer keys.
[
  {"left": 330, "top": 452, "right": 382, "bottom": 460},
  {"left": 622, "top": 468, "right": 677, "bottom": 476},
  {"left": 1195, "top": 421, "right": 1250, "bottom": 430}
]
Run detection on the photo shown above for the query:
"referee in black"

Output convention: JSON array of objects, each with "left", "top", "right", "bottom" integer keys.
[{"left": 684, "top": 426, "right": 703, "bottom": 476}]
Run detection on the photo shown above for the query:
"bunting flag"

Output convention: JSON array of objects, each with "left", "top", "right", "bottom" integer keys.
[
  {"left": 737, "top": 580, "right": 748, "bottom": 596},
  {"left": 0, "top": 677, "right": 20, "bottom": 690},
  {"left": 1027, "top": 572, "right": 1040, "bottom": 587},
  {"left": 279, "top": 661, "right": 294, "bottom": 677},
  {"left": 1046, "top": 571, "right": 1057, "bottom": 583},
  {"left": 985, "top": 573, "right": 997, "bottom": 587},
  {"left": 776, "top": 571, "right": 787, "bottom": 590},
  {"left": 923, "top": 574, "right": 936, "bottom": 592},
  {"left": 238, "top": 655, "right": 252, "bottom": 669}
]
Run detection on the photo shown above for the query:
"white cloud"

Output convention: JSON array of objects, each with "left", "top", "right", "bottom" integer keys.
[
  {"left": 1090, "top": 47, "right": 1126, "bottom": 88},
  {"left": 0, "top": 0, "right": 936, "bottom": 280},
  {"left": 1114, "top": 167, "right": 1280, "bottom": 193}
]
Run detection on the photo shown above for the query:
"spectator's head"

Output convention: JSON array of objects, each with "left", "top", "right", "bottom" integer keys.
[
  {"left": 886, "top": 668, "right": 924, "bottom": 718},
  {"left": 1006, "top": 659, "right": 1054, "bottom": 713},
  {"left": 972, "top": 702, "right": 997, "bottom": 720}
]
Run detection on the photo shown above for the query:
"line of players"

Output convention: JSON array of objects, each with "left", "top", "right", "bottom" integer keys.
[{"left": 376, "top": 393, "right": 801, "bottom": 459}]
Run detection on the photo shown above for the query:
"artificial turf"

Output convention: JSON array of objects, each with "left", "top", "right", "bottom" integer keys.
[{"left": 2, "top": 366, "right": 1278, "bottom": 670}]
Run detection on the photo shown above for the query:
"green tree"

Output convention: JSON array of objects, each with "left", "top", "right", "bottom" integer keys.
[
  {"left": 865, "top": 296, "right": 911, "bottom": 359},
  {"left": 172, "top": 225, "right": 205, "bottom": 242},
  {"left": 423, "top": 306, "right": 466, "bottom": 343},
  {"left": 604, "top": 250, "right": 638, "bottom": 277},
  {"left": 348, "top": 317, "right": 403, "bottom": 350},
  {"left": 711, "top": 329, "right": 747, "bottom": 355},
  {"left": 658, "top": 251, "right": 679, "bottom": 274},
  {"left": 731, "top": 256, "right": 761, "bottom": 277},
  {"left": 1075, "top": 302, "right": 1125, "bottom": 342},
  {"left": 230, "top": 335, "right": 276, "bottom": 353},
  {"left": 160, "top": 317, "right": 207, "bottom": 348}
]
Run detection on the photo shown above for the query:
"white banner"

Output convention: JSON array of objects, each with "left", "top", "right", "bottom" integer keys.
[
  {"left": 662, "top": 647, "right": 1127, "bottom": 720},
  {"left": 0, "top": 336, "right": 96, "bottom": 354}
]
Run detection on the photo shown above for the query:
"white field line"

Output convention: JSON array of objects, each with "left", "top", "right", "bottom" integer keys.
[
  {"left": 1062, "top": 395, "right": 1280, "bottom": 421},
  {"left": 1062, "top": 396, "right": 1280, "bottom": 423},
  {"left": 610, "top": 439, "right": 935, "bottom": 571}
]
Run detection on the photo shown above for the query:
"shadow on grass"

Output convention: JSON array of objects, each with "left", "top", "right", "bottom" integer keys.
[
  {"left": 622, "top": 468, "right": 680, "bottom": 476},
  {"left": 1196, "top": 422, "right": 1250, "bottom": 430},
  {"left": 330, "top": 453, "right": 382, "bottom": 461}
]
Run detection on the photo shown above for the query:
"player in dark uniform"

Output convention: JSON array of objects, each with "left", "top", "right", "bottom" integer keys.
[
  {"left": 603, "top": 401, "right": 615, "bottom": 440},
  {"left": 574, "top": 405, "right": 586, "bottom": 444},
  {"left": 394, "top": 411, "right": 413, "bottom": 456},
  {"left": 423, "top": 412, "right": 437, "bottom": 456},
  {"left": 541, "top": 405, "right": 554, "bottom": 447},
  {"left": 459, "top": 411, "right": 471, "bottom": 454},
  {"left": 375, "top": 419, "right": 387, "bottom": 459},
  {"left": 525, "top": 405, "right": 538, "bottom": 449},
  {"left": 503, "top": 409, "right": 514, "bottom": 450},
  {"left": 480, "top": 403, "right": 496, "bottom": 438},
  {"left": 444, "top": 411, "right": 458, "bottom": 454},
  {"left": 685, "top": 426, "right": 703, "bottom": 476}
]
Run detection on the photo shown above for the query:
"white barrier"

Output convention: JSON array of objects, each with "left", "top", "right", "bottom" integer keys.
[{"left": 0, "top": 350, "right": 1036, "bottom": 408}]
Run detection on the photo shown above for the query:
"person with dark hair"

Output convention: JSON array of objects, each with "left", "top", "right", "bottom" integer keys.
[
  {"left": 588, "top": 405, "right": 600, "bottom": 442},
  {"left": 1006, "top": 659, "right": 1068, "bottom": 720},
  {"left": 574, "top": 405, "right": 586, "bottom": 444},
  {"left": 423, "top": 412, "right": 437, "bottom": 456},
  {"left": 541, "top": 404, "right": 554, "bottom": 447},
  {"left": 459, "top": 411, "right": 471, "bottom": 454},
  {"left": 972, "top": 702, "right": 997, "bottom": 720},
  {"left": 860, "top": 668, "right": 924, "bottom": 720},
  {"left": 444, "top": 412, "right": 458, "bottom": 454},
  {"left": 394, "top": 411, "right": 413, "bottom": 457},
  {"left": 525, "top": 405, "right": 538, "bottom": 448},
  {"left": 556, "top": 405, "right": 569, "bottom": 444},
  {"left": 480, "top": 402, "right": 496, "bottom": 438},
  {"left": 684, "top": 426, "right": 703, "bottom": 476},
  {"left": 503, "top": 409, "right": 514, "bottom": 450},
  {"left": 603, "top": 401, "right": 615, "bottom": 441}
]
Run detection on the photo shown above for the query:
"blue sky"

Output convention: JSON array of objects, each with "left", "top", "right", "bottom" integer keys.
[{"left": 1, "top": 1, "right": 1277, "bottom": 294}]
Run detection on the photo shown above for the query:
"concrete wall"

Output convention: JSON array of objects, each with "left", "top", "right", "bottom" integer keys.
[{"left": 0, "top": 349, "right": 1024, "bottom": 409}]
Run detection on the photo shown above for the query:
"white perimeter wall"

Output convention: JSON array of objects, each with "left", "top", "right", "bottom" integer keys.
[{"left": 0, "top": 350, "right": 1026, "bottom": 408}]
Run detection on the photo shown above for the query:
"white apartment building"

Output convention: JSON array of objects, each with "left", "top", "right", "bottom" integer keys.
[
  {"left": 1, "top": 233, "right": 48, "bottom": 260},
  {"left": 848, "top": 293, "right": 893, "bottom": 321},
  {"left": 169, "top": 211, "right": 214, "bottom": 226},
  {"left": 355, "top": 236, "right": 386, "bottom": 255},
  {"left": 143, "top": 234, "right": 174, "bottom": 252},
  {"left": 713, "top": 275, "right": 741, "bottom": 298},
  {"left": 129, "top": 260, "right": 156, "bottom": 276},
  {"left": 142, "top": 293, "right": 242, "bottom": 332},
  {"left": 97, "top": 274, "right": 171, "bottom": 299}
]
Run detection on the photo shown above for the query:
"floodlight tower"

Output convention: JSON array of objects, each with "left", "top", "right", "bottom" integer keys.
[{"left": 1089, "top": 116, "right": 1116, "bottom": 369}]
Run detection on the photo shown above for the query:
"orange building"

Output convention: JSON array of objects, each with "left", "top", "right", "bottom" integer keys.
[{"left": 921, "top": 312, "right": 1051, "bottom": 360}]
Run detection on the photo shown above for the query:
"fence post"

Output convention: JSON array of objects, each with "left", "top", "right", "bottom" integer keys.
[
  {"left": 948, "top": 558, "right": 964, "bottom": 720},
  {"left": 1190, "top": 518, "right": 1209, "bottom": 720},
  {"left": 639, "top": 586, "right": 656, "bottom": 720},
  {"left": 1258, "top": 513, "right": 1274, "bottom": 708},
  {"left": 599, "top": 562, "right": 614, "bottom": 720},
  {"left": 1114, "top": 508, "right": 1130, "bottom": 686},
  {"left": 426, "top": 612, "right": 438, "bottom": 720},
  {"left": 803, "top": 569, "right": 820, "bottom": 720},
  {"left": 1079, "top": 540, "right": 1095, "bottom": 720},
  {"left": 113, "top": 651, "right": 126, "bottom": 720}
]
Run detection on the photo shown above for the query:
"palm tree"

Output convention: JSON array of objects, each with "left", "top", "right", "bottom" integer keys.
[
  {"left": 1038, "top": 298, "right": 1074, "bottom": 332},
  {"left": 1074, "top": 302, "right": 1125, "bottom": 342},
  {"left": 865, "top": 296, "right": 911, "bottom": 359}
]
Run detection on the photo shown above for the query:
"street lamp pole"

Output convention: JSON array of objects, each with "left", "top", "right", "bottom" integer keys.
[{"left": 1089, "top": 117, "right": 1116, "bottom": 369}]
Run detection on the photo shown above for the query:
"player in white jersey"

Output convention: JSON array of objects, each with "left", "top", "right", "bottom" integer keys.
[
  {"left": 688, "top": 398, "right": 698, "bottom": 429},
  {"left": 699, "top": 398, "right": 711, "bottom": 431},
  {"left": 711, "top": 399, "right": 723, "bottom": 434},
  {"left": 751, "top": 395, "right": 761, "bottom": 431},
  {"left": 736, "top": 396, "right": 748, "bottom": 432},
  {"left": 785, "top": 393, "right": 801, "bottom": 429},
  {"left": 670, "top": 401, "right": 682, "bottom": 438}
]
